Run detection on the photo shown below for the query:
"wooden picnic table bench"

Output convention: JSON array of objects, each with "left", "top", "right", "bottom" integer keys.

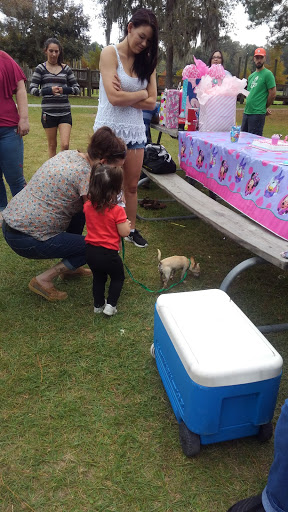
[{"left": 139, "top": 125, "right": 288, "bottom": 333}]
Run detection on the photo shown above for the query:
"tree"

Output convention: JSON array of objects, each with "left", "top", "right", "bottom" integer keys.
[
  {"left": 0, "top": 0, "right": 89, "bottom": 67},
  {"left": 242, "top": 0, "right": 288, "bottom": 45},
  {"left": 96, "top": 0, "right": 233, "bottom": 87},
  {"left": 82, "top": 41, "right": 103, "bottom": 69}
]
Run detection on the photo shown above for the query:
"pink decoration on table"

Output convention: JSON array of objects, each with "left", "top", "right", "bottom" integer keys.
[
  {"left": 195, "top": 76, "right": 248, "bottom": 105},
  {"left": 208, "top": 64, "right": 226, "bottom": 80},
  {"left": 193, "top": 57, "right": 209, "bottom": 77},
  {"left": 182, "top": 64, "right": 200, "bottom": 80}
]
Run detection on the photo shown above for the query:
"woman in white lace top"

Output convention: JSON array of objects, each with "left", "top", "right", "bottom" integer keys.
[{"left": 93, "top": 8, "right": 158, "bottom": 248}]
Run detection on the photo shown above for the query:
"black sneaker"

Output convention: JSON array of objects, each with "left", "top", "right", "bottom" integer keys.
[
  {"left": 227, "top": 495, "right": 264, "bottom": 512},
  {"left": 125, "top": 229, "right": 148, "bottom": 248}
]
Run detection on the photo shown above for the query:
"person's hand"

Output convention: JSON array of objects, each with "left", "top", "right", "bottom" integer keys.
[
  {"left": 266, "top": 108, "right": 272, "bottom": 116},
  {"left": 17, "top": 118, "right": 30, "bottom": 137},
  {"left": 52, "top": 86, "right": 62, "bottom": 96},
  {"left": 112, "top": 74, "right": 122, "bottom": 91}
]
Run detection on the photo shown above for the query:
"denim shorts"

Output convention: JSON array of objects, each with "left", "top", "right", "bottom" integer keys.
[
  {"left": 126, "top": 141, "right": 146, "bottom": 150},
  {"left": 41, "top": 112, "right": 72, "bottom": 128}
]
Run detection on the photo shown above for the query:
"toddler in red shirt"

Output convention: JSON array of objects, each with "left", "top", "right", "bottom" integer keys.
[{"left": 84, "top": 164, "right": 131, "bottom": 316}]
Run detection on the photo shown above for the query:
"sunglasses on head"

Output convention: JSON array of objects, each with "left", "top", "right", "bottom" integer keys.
[{"left": 111, "top": 151, "right": 127, "bottom": 159}]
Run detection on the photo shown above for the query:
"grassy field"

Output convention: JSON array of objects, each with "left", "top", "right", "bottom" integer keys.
[{"left": 0, "top": 104, "right": 287, "bottom": 512}]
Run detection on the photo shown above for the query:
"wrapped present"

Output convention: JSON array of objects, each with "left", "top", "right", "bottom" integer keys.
[
  {"left": 159, "top": 91, "right": 166, "bottom": 126},
  {"left": 198, "top": 96, "right": 237, "bottom": 132},
  {"left": 195, "top": 75, "right": 248, "bottom": 132},
  {"left": 166, "top": 89, "right": 181, "bottom": 129}
]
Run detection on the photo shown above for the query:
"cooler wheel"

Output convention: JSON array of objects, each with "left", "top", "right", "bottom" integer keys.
[
  {"left": 258, "top": 422, "right": 273, "bottom": 442},
  {"left": 150, "top": 343, "right": 155, "bottom": 358},
  {"left": 179, "top": 422, "right": 200, "bottom": 457}
]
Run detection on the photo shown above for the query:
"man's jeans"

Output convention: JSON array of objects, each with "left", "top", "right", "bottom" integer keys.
[
  {"left": 262, "top": 399, "right": 288, "bottom": 512},
  {"left": 241, "top": 113, "right": 266, "bottom": 137},
  {"left": 2, "top": 211, "right": 86, "bottom": 270},
  {"left": 0, "top": 126, "right": 25, "bottom": 210}
]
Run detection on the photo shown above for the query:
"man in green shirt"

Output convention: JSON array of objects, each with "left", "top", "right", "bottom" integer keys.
[{"left": 241, "top": 48, "right": 276, "bottom": 136}]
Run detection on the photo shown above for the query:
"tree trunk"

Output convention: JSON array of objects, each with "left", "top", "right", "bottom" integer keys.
[
  {"left": 166, "top": 42, "right": 174, "bottom": 89},
  {"left": 165, "top": 0, "right": 175, "bottom": 89}
]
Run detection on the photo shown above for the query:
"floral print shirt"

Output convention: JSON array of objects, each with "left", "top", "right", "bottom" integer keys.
[{"left": 3, "top": 150, "right": 91, "bottom": 241}]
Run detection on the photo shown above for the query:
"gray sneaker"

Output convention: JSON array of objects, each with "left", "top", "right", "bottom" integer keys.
[
  {"left": 124, "top": 229, "right": 148, "bottom": 248},
  {"left": 94, "top": 301, "right": 106, "bottom": 313},
  {"left": 103, "top": 304, "right": 117, "bottom": 316}
]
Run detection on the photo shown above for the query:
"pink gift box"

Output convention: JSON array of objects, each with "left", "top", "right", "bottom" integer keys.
[{"left": 166, "top": 89, "right": 181, "bottom": 129}]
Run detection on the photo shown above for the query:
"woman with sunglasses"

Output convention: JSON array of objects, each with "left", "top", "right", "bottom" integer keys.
[
  {"left": 1, "top": 127, "right": 126, "bottom": 301},
  {"left": 93, "top": 8, "right": 159, "bottom": 248}
]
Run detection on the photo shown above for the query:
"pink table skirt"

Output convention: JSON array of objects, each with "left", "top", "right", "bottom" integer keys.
[{"left": 179, "top": 131, "right": 288, "bottom": 241}]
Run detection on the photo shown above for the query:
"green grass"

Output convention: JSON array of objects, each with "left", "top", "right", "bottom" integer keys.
[{"left": 0, "top": 105, "right": 288, "bottom": 512}]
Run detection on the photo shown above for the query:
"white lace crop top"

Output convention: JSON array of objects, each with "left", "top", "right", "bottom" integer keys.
[{"left": 93, "top": 45, "right": 147, "bottom": 145}]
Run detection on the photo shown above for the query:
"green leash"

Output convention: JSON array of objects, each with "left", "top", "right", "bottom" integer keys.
[{"left": 121, "top": 239, "right": 190, "bottom": 293}]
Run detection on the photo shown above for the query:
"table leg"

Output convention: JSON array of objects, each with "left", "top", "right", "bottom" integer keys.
[{"left": 220, "top": 256, "right": 288, "bottom": 333}]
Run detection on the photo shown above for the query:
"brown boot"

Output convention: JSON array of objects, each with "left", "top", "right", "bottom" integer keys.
[{"left": 28, "top": 278, "right": 68, "bottom": 301}]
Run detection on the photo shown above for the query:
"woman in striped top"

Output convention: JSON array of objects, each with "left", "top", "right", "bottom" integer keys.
[{"left": 30, "top": 38, "right": 80, "bottom": 158}]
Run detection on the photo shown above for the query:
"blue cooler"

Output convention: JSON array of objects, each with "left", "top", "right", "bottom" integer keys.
[{"left": 153, "top": 289, "right": 283, "bottom": 456}]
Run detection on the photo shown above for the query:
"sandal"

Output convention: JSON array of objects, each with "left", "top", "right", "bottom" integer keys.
[{"left": 28, "top": 277, "right": 68, "bottom": 301}]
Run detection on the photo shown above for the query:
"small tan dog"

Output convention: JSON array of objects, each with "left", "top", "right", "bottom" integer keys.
[{"left": 157, "top": 249, "right": 200, "bottom": 287}]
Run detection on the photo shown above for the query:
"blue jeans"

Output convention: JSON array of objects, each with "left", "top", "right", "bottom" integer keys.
[
  {"left": 262, "top": 399, "right": 288, "bottom": 512},
  {"left": 241, "top": 113, "right": 266, "bottom": 137},
  {"left": 2, "top": 211, "right": 86, "bottom": 270},
  {"left": 0, "top": 126, "right": 26, "bottom": 210}
]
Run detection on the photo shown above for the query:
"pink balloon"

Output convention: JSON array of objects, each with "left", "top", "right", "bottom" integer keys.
[
  {"left": 272, "top": 165, "right": 278, "bottom": 172},
  {"left": 266, "top": 203, "right": 272, "bottom": 208},
  {"left": 248, "top": 167, "right": 253, "bottom": 175},
  {"left": 236, "top": 153, "right": 240, "bottom": 159},
  {"left": 262, "top": 161, "right": 269, "bottom": 166},
  {"left": 229, "top": 182, "right": 235, "bottom": 191}
]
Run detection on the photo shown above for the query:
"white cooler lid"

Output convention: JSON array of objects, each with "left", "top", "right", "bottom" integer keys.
[{"left": 156, "top": 289, "right": 283, "bottom": 387}]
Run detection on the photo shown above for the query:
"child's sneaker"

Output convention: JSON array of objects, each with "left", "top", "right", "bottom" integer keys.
[
  {"left": 103, "top": 304, "right": 117, "bottom": 316},
  {"left": 124, "top": 229, "right": 148, "bottom": 248},
  {"left": 94, "top": 301, "right": 106, "bottom": 313}
]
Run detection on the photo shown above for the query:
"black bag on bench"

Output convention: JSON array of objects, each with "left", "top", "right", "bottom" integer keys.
[{"left": 143, "top": 143, "right": 176, "bottom": 175}]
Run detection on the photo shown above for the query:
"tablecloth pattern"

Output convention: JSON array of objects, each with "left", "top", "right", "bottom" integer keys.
[{"left": 179, "top": 131, "right": 288, "bottom": 240}]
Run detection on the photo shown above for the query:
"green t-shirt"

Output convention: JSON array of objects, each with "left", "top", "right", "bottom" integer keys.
[{"left": 245, "top": 68, "right": 276, "bottom": 115}]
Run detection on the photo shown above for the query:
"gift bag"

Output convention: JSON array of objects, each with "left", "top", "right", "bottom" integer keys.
[
  {"left": 181, "top": 78, "right": 200, "bottom": 117},
  {"left": 166, "top": 89, "right": 181, "bottom": 129},
  {"left": 159, "top": 91, "right": 167, "bottom": 126},
  {"left": 198, "top": 96, "right": 236, "bottom": 132}
]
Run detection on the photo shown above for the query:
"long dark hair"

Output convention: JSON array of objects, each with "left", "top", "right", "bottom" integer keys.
[
  {"left": 125, "top": 8, "right": 158, "bottom": 82},
  {"left": 87, "top": 127, "right": 127, "bottom": 163},
  {"left": 88, "top": 164, "right": 123, "bottom": 211},
  {"left": 44, "top": 37, "right": 63, "bottom": 65},
  {"left": 208, "top": 50, "right": 224, "bottom": 67}
]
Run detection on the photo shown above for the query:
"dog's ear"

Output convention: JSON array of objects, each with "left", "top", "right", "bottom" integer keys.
[{"left": 191, "top": 262, "right": 200, "bottom": 277}]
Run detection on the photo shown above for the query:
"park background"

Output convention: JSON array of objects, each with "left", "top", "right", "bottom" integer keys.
[{"left": 1, "top": 1, "right": 288, "bottom": 511}]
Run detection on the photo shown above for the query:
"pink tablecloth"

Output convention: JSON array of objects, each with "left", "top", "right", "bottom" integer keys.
[{"left": 179, "top": 131, "right": 288, "bottom": 240}]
